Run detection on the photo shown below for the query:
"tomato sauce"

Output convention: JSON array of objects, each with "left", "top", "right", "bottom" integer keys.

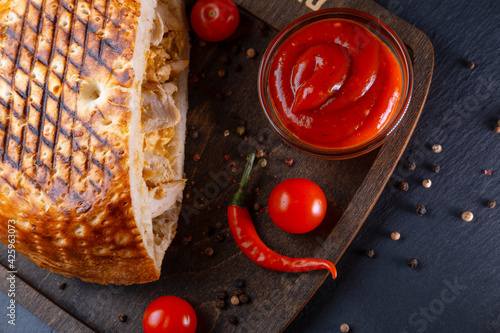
[{"left": 269, "top": 19, "right": 403, "bottom": 148}]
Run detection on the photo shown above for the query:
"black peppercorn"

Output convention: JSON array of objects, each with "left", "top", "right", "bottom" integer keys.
[
  {"left": 365, "top": 249, "right": 375, "bottom": 258},
  {"left": 216, "top": 299, "right": 226, "bottom": 310},
  {"left": 58, "top": 282, "right": 66, "bottom": 290},
  {"left": 205, "top": 247, "right": 214, "bottom": 256},
  {"left": 216, "top": 233, "right": 226, "bottom": 242},
  {"left": 216, "top": 290, "right": 226, "bottom": 300},
  {"left": 399, "top": 181, "right": 409, "bottom": 192},
  {"left": 228, "top": 315, "right": 238, "bottom": 325},
  {"left": 230, "top": 45, "right": 239, "bottom": 55},
  {"left": 219, "top": 54, "right": 230, "bottom": 65},
  {"left": 119, "top": 314, "right": 127, "bottom": 322},
  {"left": 218, "top": 69, "right": 227, "bottom": 77},
  {"left": 238, "top": 293, "right": 250, "bottom": 304},
  {"left": 415, "top": 204, "right": 426, "bottom": 216},
  {"left": 488, "top": 200, "right": 496, "bottom": 209},
  {"left": 432, "top": 164, "right": 440, "bottom": 173},
  {"left": 234, "top": 279, "right": 245, "bottom": 288},
  {"left": 408, "top": 161, "right": 416, "bottom": 171},
  {"left": 407, "top": 258, "right": 418, "bottom": 269}
]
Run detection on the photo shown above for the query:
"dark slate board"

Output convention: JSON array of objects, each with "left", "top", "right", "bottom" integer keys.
[{"left": 0, "top": 0, "right": 433, "bottom": 332}]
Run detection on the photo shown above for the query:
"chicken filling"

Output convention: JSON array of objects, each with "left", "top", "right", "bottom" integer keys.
[{"left": 141, "top": 1, "right": 188, "bottom": 245}]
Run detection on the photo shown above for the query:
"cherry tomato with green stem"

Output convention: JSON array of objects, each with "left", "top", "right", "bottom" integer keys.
[
  {"left": 143, "top": 296, "right": 197, "bottom": 333},
  {"left": 268, "top": 178, "right": 327, "bottom": 234},
  {"left": 190, "top": 0, "right": 240, "bottom": 42}
]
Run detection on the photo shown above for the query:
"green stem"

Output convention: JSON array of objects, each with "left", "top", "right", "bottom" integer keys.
[{"left": 230, "top": 153, "right": 255, "bottom": 207}]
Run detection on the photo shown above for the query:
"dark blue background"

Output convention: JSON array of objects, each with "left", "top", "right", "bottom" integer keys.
[{"left": 2, "top": 0, "right": 499, "bottom": 332}]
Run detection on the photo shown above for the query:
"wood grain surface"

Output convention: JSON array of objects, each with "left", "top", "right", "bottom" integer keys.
[{"left": 0, "top": 0, "right": 433, "bottom": 332}]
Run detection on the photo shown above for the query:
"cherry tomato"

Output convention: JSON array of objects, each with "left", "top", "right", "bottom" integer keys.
[
  {"left": 190, "top": 0, "right": 239, "bottom": 42},
  {"left": 143, "top": 296, "right": 197, "bottom": 333},
  {"left": 268, "top": 178, "right": 327, "bottom": 234}
]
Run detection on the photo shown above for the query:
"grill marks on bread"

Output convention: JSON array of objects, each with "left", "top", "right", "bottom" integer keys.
[
  {"left": 0, "top": 0, "right": 137, "bottom": 200},
  {"left": 0, "top": 0, "right": 158, "bottom": 284}
]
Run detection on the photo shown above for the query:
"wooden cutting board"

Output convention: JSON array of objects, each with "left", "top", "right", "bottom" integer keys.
[{"left": 0, "top": 0, "right": 433, "bottom": 332}]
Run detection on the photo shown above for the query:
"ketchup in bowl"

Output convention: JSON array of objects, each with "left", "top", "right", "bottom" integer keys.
[{"left": 259, "top": 9, "right": 412, "bottom": 159}]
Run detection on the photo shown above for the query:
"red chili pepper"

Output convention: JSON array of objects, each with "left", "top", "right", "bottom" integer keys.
[{"left": 227, "top": 154, "right": 337, "bottom": 278}]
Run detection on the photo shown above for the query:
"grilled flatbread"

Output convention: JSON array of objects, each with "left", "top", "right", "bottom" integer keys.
[{"left": 0, "top": 0, "right": 189, "bottom": 284}]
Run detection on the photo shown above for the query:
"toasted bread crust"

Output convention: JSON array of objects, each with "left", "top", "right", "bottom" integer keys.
[{"left": 0, "top": 0, "right": 162, "bottom": 284}]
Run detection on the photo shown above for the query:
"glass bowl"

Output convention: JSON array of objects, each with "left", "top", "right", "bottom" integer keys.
[{"left": 258, "top": 8, "right": 413, "bottom": 160}]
